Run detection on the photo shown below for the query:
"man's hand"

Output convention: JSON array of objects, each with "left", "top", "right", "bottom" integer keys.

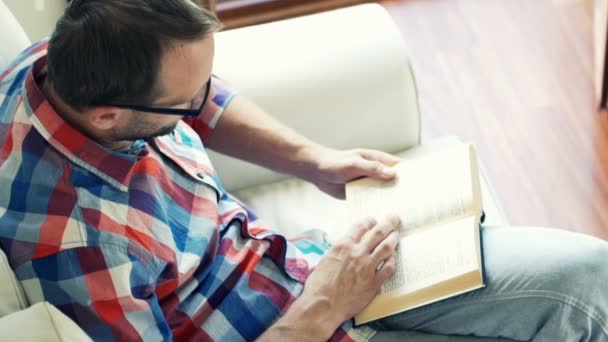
[
  {"left": 206, "top": 96, "right": 400, "bottom": 199},
  {"left": 309, "top": 147, "right": 400, "bottom": 199},
  {"left": 257, "top": 216, "right": 401, "bottom": 341},
  {"left": 300, "top": 215, "right": 401, "bottom": 324}
]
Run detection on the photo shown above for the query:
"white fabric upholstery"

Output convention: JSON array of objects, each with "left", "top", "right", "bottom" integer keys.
[
  {"left": 0, "top": 0, "right": 31, "bottom": 70},
  {"left": 2, "top": 0, "right": 66, "bottom": 42},
  {"left": 0, "top": 249, "right": 27, "bottom": 318},
  {"left": 211, "top": 4, "right": 421, "bottom": 191},
  {"left": 232, "top": 136, "right": 508, "bottom": 243},
  {"left": 0, "top": 302, "right": 92, "bottom": 341}
]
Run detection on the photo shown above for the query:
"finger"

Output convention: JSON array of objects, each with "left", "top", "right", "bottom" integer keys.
[
  {"left": 351, "top": 159, "right": 394, "bottom": 180},
  {"left": 358, "top": 149, "right": 400, "bottom": 166},
  {"left": 360, "top": 215, "right": 401, "bottom": 253},
  {"left": 348, "top": 217, "right": 377, "bottom": 242},
  {"left": 375, "top": 254, "right": 397, "bottom": 283},
  {"left": 370, "top": 230, "right": 400, "bottom": 264},
  {"left": 352, "top": 158, "right": 396, "bottom": 180}
]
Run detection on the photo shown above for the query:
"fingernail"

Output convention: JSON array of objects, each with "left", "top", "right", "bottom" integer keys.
[{"left": 389, "top": 215, "right": 401, "bottom": 226}]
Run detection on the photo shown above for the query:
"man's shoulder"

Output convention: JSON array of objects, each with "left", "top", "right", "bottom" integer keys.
[
  {"left": 1, "top": 40, "right": 49, "bottom": 137},
  {"left": 0, "top": 119, "right": 83, "bottom": 267}
]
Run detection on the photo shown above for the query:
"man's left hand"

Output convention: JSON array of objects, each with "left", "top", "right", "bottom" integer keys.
[{"left": 310, "top": 147, "right": 400, "bottom": 199}]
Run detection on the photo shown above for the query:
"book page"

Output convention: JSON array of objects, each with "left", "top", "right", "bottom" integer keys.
[
  {"left": 346, "top": 143, "right": 481, "bottom": 232},
  {"left": 354, "top": 215, "right": 483, "bottom": 324},
  {"left": 381, "top": 216, "right": 480, "bottom": 294}
]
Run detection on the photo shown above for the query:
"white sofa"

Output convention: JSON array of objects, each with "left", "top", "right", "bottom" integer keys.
[{"left": 0, "top": 1, "right": 508, "bottom": 341}]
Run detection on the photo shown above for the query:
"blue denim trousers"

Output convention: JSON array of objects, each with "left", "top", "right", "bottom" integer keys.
[{"left": 370, "top": 226, "right": 608, "bottom": 342}]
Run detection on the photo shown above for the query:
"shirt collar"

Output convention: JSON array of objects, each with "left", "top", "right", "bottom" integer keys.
[{"left": 23, "top": 54, "right": 138, "bottom": 191}]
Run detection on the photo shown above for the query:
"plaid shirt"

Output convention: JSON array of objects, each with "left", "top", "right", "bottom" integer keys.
[{"left": 0, "top": 41, "right": 375, "bottom": 341}]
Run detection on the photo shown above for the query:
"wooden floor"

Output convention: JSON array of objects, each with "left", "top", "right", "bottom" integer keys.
[{"left": 381, "top": 0, "right": 608, "bottom": 239}]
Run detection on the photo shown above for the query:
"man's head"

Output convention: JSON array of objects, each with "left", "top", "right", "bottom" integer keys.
[{"left": 45, "top": 0, "right": 221, "bottom": 148}]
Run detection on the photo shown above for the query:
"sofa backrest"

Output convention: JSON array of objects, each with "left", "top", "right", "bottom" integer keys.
[
  {"left": 0, "top": 0, "right": 31, "bottom": 71},
  {"left": 210, "top": 4, "right": 421, "bottom": 191}
]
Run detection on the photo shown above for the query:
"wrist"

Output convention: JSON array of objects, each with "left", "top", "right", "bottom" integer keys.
[
  {"left": 282, "top": 295, "right": 344, "bottom": 340},
  {"left": 291, "top": 143, "right": 327, "bottom": 183}
]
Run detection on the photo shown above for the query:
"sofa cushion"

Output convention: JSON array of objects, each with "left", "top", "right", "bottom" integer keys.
[
  {"left": 0, "top": 302, "right": 91, "bottom": 341},
  {"left": 231, "top": 136, "right": 508, "bottom": 243},
  {"left": 0, "top": 248, "right": 27, "bottom": 318}
]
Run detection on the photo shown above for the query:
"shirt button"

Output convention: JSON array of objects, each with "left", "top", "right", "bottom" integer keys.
[{"left": 196, "top": 172, "right": 205, "bottom": 180}]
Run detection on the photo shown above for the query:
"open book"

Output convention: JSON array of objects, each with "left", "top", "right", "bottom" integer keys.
[{"left": 346, "top": 142, "right": 485, "bottom": 325}]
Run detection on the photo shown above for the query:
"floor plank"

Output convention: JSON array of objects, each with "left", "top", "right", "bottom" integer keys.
[{"left": 382, "top": 0, "right": 608, "bottom": 239}]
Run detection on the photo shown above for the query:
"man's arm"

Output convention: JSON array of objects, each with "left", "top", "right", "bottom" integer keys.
[
  {"left": 206, "top": 95, "right": 324, "bottom": 183},
  {"left": 206, "top": 95, "right": 400, "bottom": 198},
  {"left": 257, "top": 216, "right": 401, "bottom": 341}
]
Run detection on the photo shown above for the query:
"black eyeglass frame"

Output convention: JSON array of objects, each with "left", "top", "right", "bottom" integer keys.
[{"left": 94, "top": 78, "right": 212, "bottom": 117}]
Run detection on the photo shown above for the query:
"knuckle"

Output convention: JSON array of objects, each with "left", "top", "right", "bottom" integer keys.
[
  {"left": 349, "top": 248, "right": 364, "bottom": 259},
  {"left": 380, "top": 243, "right": 393, "bottom": 254},
  {"left": 371, "top": 229, "right": 384, "bottom": 238},
  {"left": 384, "top": 263, "right": 396, "bottom": 274},
  {"left": 372, "top": 228, "right": 385, "bottom": 239}
]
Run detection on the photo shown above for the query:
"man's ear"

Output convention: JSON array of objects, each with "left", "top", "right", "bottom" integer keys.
[{"left": 85, "top": 106, "right": 127, "bottom": 131}]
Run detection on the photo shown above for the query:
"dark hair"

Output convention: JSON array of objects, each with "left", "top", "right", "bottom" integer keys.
[{"left": 47, "top": 0, "right": 222, "bottom": 110}]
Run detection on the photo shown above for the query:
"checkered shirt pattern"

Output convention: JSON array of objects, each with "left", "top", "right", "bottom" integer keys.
[{"left": 0, "top": 40, "right": 375, "bottom": 341}]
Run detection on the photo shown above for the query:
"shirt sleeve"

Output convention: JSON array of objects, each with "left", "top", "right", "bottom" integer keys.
[
  {"left": 13, "top": 245, "right": 170, "bottom": 341},
  {"left": 183, "top": 75, "right": 237, "bottom": 144}
]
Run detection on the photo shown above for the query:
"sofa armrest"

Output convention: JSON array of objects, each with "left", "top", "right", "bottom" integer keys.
[{"left": 210, "top": 4, "right": 421, "bottom": 191}]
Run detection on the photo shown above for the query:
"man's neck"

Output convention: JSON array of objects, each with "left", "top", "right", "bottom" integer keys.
[{"left": 41, "top": 79, "right": 133, "bottom": 152}]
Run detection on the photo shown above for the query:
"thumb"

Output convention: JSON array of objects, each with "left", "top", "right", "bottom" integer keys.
[{"left": 316, "top": 181, "right": 346, "bottom": 199}]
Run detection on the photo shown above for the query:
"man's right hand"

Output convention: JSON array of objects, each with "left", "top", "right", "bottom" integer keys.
[
  {"left": 300, "top": 215, "right": 402, "bottom": 325},
  {"left": 257, "top": 215, "right": 401, "bottom": 341}
]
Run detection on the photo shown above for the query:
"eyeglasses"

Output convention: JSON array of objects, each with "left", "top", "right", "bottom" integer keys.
[{"left": 96, "top": 78, "right": 212, "bottom": 117}]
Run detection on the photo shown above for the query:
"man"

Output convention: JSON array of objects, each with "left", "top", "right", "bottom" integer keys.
[{"left": 0, "top": 1, "right": 606, "bottom": 341}]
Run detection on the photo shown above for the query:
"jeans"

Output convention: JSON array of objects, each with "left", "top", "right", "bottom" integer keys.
[{"left": 370, "top": 226, "right": 608, "bottom": 342}]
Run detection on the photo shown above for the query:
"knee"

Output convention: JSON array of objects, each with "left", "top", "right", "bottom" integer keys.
[
  {"left": 548, "top": 240, "right": 608, "bottom": 302},
  {"left": 484, "top": 228, "right": 608, "bottom": 340},
  {"left": 540, "top": 239, "right": 608, "bottom": 335}
]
